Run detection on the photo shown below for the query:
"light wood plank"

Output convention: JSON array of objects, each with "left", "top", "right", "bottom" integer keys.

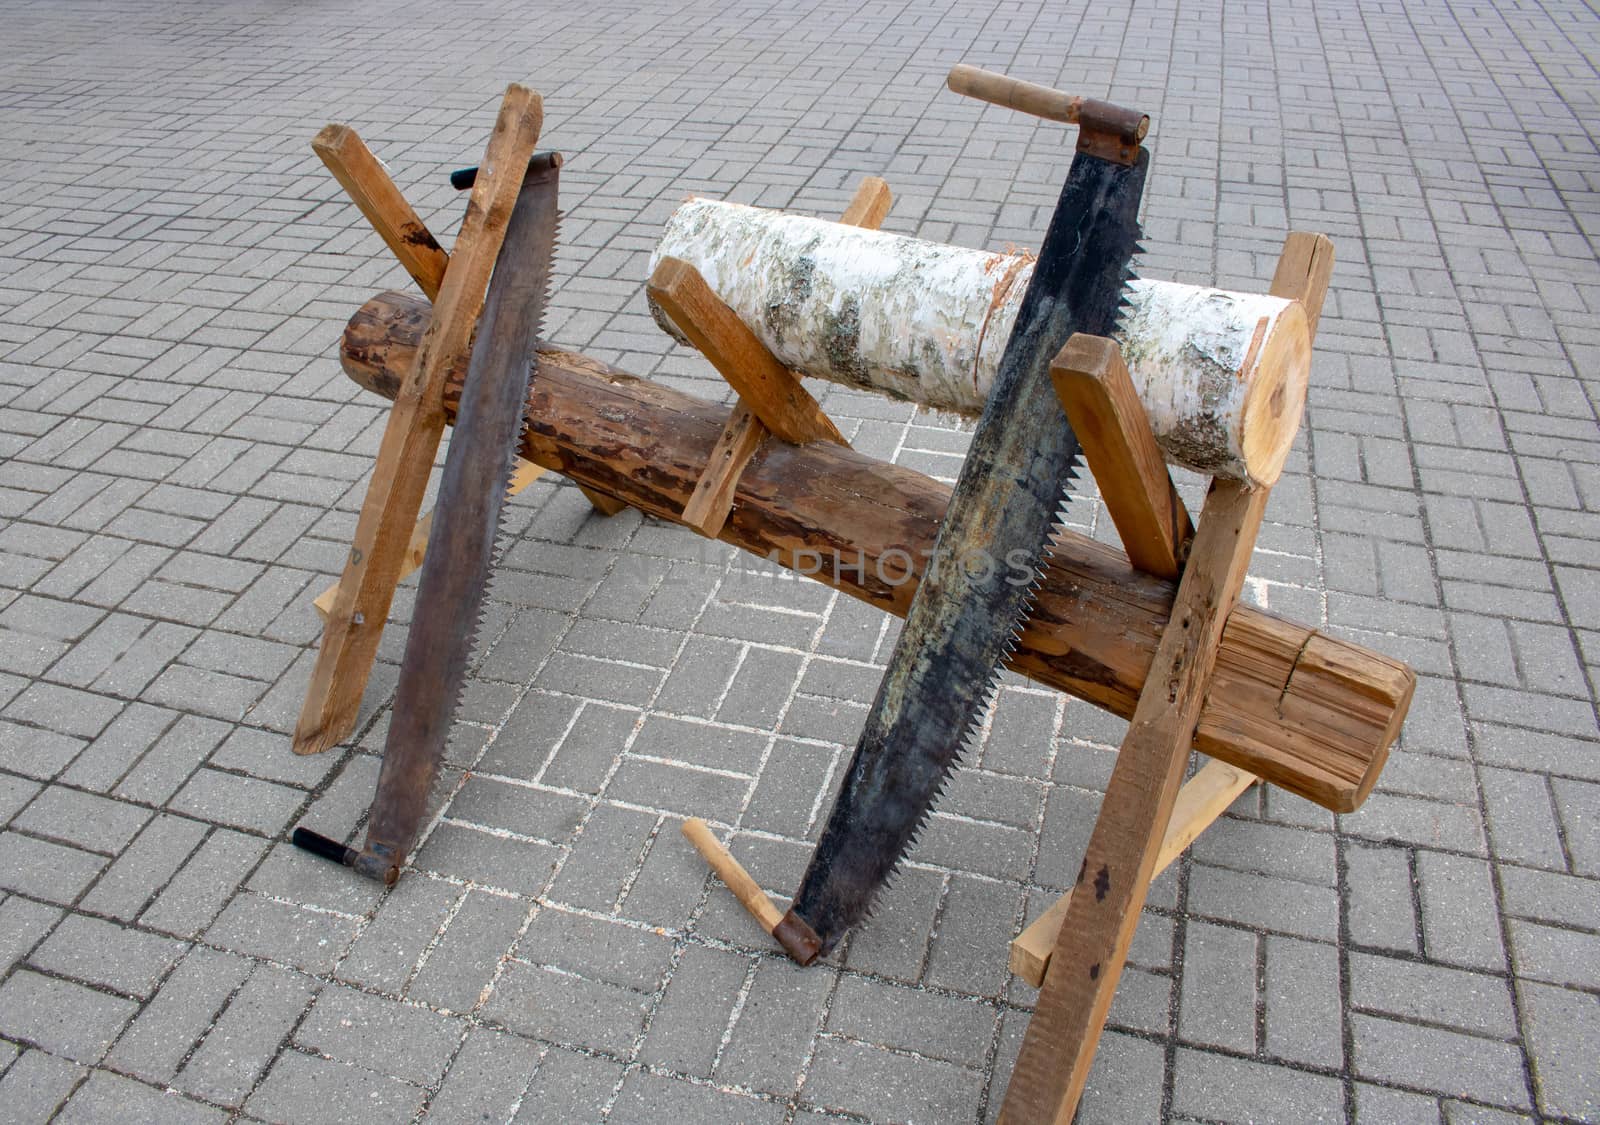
[
  {"left": 293, "top": 84, "right": 544, "bottom": 756},
  {"left": 1052, "top": 334, "right": 1193, "bottom": 579},
  {"left": 1269, "top": 231, "right": 1335, "bottom": 339},
  {"left": 1009, "top": 758, "right": 1257, "bottom": 986},
  {"left": 647, "top": 257, "right": 844, "bottom": 447},
  {"left": 839, "top": 176, "right": 893, "bottom": 229},
  {"left": 681, "top": 403, "right": 767, "bottom": 536},
  {"left": 312, "top": 125, "right": 450, "bottom": 302},
  {"left": 1001, "top": 478, "right": 1269, "bottom": 1124}
]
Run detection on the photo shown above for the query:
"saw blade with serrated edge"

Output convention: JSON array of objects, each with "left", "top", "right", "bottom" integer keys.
[
  {"left": 775, "top": 143, "right": 1149, "bottom": 963},
  {"left": 356, "top": 154, "right": 561, "bottom": 884}
]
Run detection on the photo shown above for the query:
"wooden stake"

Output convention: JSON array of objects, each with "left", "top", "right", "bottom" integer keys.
[
  {"left": 1002, "top": 478, "right": 1270, "bottom": 1125},
  {"left": 1009, "top": 758, "right": 1256, "bottom": 986},
  {"left": 682, "top": 818, "right": 784, "bottom": 933},
  {"left": 840, "top": 175, "right": 893, "bottom": 229},
  {"left": 680, "top": 403, "right": 766, "bottom": 536},
  {"left": 1052, "top": 334, "right": 1193, "bottom": 579},
  {"left": 293, "top": 84, "right": 544, "bottom": 756},
  {"left": 312, "top": 125, "right": 450, "bottom": 302}
]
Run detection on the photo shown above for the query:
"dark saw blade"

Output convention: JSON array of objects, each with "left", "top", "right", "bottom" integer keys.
[
  {"left": 360, "top": 155, "right": 560, "bottom": 877},
  {"left": 776, "top": 145, "right": 1149, "bottom": 963}
]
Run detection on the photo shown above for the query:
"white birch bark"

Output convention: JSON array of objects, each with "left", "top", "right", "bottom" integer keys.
[{"left": 651, "top": 199, "right": 1309, "bottom": 485}]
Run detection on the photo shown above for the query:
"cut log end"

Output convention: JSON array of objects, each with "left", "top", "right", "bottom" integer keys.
[{"left": 1236, "top": 298, "right": 1310, "bottom": 489}]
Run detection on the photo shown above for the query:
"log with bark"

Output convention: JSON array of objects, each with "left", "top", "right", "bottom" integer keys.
[
  {"left": 340, "top": 291, "right": 1412, "bottom": 813},
  {"left": 650, "top": 199, "right": 1310, "bottom": 488}
]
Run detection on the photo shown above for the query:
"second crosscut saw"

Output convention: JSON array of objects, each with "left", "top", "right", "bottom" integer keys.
[{"left": 773, "top": 68, "right": 1151, "bottom": 963}]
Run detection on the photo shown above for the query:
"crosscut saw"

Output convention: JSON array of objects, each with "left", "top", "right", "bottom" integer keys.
[
  {"left": 773, "top": 70, "right": 1150, "bottom": 964},
  {"left": 293, "top": 151, "right": 561, "bottom": 883}
]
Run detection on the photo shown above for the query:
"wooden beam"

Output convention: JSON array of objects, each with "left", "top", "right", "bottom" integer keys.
[
  {"left": 1270, "top": 231, "right": 1335, "bottom": 340},
  {"left": 312, "top": 459, "right": 544, "bottom": 621},
  {"left": 1002, "top": 478, "right": 1270, "bottom": 1124},
  {"left": 1009, "top": 758, "right": 1257, "bottom": 986},
  {"left": 840, "top": 175, "right": 893, "bottom": 229},
  {"left": 293, "top": 84, "right": 544, "bottom": 756},
  {"left": 312, "top": 125, "right": 450, "bottom": 302},
  {"left": 647, "top": 257, "right": 845, "bottom": 447},
  {"left": 1052, "top": 334, "right": 1193, "bottom": 580},
  {"left": 340, "top": 295, "right": 1412, "bottom": 812}
]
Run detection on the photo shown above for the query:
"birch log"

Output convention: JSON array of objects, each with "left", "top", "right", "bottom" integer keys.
[{"left": 650, "top": 199, "right": 1311, "bottom": 488}]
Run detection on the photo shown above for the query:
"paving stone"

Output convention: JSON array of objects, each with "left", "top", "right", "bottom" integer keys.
[
  {"left": 1415, "top": 851, "right": 1508, "bottom": 971},
  {"left": 1351, "top": 1013, "right": 1529, "bottom": 1110},
  {"left": 407, "top": 888, "right": 529, "bottom": 1013},
  {"left": 1350, "top": 951, "right": 1517, "bottom": 1038},
  {"left": 1171, "top": 1048, "right": 1345, "bottom": 1124},
  {"left": 482, "top": 959, "right": 651, "bottom": 1055},
  {"left": 108, "top": 946, "right": 252, "bottom": 1083},
  {"left": 204, "top": 892, "right": 359, "bottom": 975},
  {"left": 245, "top": 1050, "right": 425, "bottom": 1122},
  {"left": 717, "top": 955, "right": 832, "bottom": 1095},
  {"left": 424, "top": 1026, "right": 541, "bottom": 1124},
  {"left": 638, "top": 942, "right": 750, "bottom": 1077},
  {"left": 296, "top": 984, "right": 464, "bottom": 1084},
  {"left": 613, "top": 1070, "right": 787, "bottom": 1124},
  {"left": 0, "top": 829, "right": 106, "bottom": 903},
  {"left": 57, "top": 1069, "right": 225, "bottom": 1124},
  {"left": 1177, "top": 920, "right": 1258, "bottom": 1053},
  {"left": 828, "top": 975, "right": 997, "bottom": 1068},
  {"left": 28, "top": 912, "right": 186, "bottom": 999},
  {"left": 79, "top": 812, "right": 207, "bottom": 920},
  {"left": 803, "top": 1037, "right": 984, "bottom": 1123},
  {"left": 0, "top": 969, "right": 137, "bottom": 1064},
  {"left": 514, "top": 1045, "right": 624, "bottom": 1123},
  {"left": 139, "top": 826, "right": 267, "bottom": 938},
  {"left": 0, "top": 1049, "right": 87, "bottom": 1121},
  {"left": 1518, "top": 979, "right": 1600, "bottom": 1120},
  {"left": 177, "top": 962, "right": 316, "bottom": 1107}
]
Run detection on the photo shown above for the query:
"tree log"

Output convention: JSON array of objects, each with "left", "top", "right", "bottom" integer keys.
[
  {"left": 650, "top": 199, "right": 1309, "bottom": 487},
  {"left": 340, "top": 291, "right": 1410, "bottom": 812}
]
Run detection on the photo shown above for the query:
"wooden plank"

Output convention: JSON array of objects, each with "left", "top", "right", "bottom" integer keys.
[
  {"left": 312, "top": 125, "right": 450, "bottom": 302},
  {"left": 293, "top": 84, "right": 544, "bottom": 757},
  {"left": 1270, "top": 231, "right": 1335, "bottom": 339},
  {"left": 839, "top": 175, "right": 892, "bottom": 229},
  {"left": 576, "top": 484, "right": 629, "bottom": 516},
  {"left": 1009, "top": 758, "right": 1257, "bottom": 986},
  {"left": 647, "top": 257, "right": 845, "bottom": 447},
  {"left": 343, "top": 294, "right": 1413, "bottom": 812},
  {"left": 312, "top": 459, "right": 544, "bottom": 621},
  {"left": 681, "top": 402, "right": 767, "bottom": 536},
  {"left": 1052, "top": 334, "right": 1192, "bottom": 579},
  {"left": 1001, "top": 478, "right": 1270, "bottom": 1125},
  {"left": 682, "top": 818, "right": 783, "bottom": 933}
]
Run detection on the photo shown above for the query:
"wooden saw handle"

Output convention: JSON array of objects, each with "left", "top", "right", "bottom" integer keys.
[{"left": 947, "top": 64, "right": 1148, "bottom": 148}]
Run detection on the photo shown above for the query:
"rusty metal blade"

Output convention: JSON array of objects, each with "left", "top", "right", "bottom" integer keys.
[
  {"left": 777, "top": 146, "right": 1149, "bottom": 962},
  {"left": 354, "top": 155, "right": 561, "bottom": 883}
]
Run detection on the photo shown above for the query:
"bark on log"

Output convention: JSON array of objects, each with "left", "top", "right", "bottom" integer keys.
[
  {"left": 650, "top": 199, "right": 1310, "bottom": 487},
  {"left": 340, "top": 291, "right": 1411, "bottom": 812}
]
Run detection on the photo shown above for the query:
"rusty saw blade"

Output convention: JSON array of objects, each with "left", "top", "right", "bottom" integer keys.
[
  {"left": 317, "top": 152, "right": 560, "bottom": 884},
  {"left": 773, "top": 135, "right": 1149, "bottom": 964}
]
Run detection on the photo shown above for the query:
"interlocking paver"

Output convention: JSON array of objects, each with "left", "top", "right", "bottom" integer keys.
[{"left": 1, "top": 0, "right": 1598, "bottom": 1120}]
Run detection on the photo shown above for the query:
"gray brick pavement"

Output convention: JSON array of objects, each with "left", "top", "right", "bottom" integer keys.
[{"left": 1, "top": 0, "right": 1598, "bottom": 1121}]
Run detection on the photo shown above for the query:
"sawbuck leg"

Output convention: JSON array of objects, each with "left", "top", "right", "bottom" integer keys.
[
  {"left": 998, "top": 231, "right": 1333, "bottom": 1124},
  {"left": 292, "top": 86, "right": 545, "bottom": 756}
]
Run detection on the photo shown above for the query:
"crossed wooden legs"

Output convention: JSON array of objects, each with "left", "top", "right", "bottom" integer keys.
[{"left": 294, "top": 91, "right": 625, "bottom": 756}]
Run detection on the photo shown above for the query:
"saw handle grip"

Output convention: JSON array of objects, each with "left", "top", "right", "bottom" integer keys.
[
  {"left": 682, "top": 818, "right": 783, "bottom": 933},
  {"left": 947, "top": 64, "right": 1148, "bottom": 149}
]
